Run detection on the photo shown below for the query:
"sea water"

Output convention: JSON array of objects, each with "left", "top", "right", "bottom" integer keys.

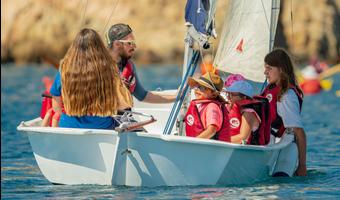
[{"left": 1, "top": 64, "right": 340, "bottom": 199}]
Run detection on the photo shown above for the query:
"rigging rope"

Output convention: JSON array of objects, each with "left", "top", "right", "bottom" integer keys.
[
  {"left": 290, "top": 0, "right": 294, "bottom": 46},
  {"left": 260, "top": 0, "right": 279, "bottom": 93},
  {"left": 199, "top": 35, "right": 218, "bottom": 75},
  {"left": 102, "top": 0, "right": 120, "bottom": 34},
  {"left": 199, "top": 46, "right": 206, "bottom": 72},
  {"left": 163, "top": 51, "right": 200, "bottom": 135},
  {"left": 210, "top": 40, "right": 217, "bottom": 74},
  {"left": 80, "top": 0, "right": 89, "bottom": 28},
  {"left": 261, "top": 0, "right": 271, "bottom": 31}
]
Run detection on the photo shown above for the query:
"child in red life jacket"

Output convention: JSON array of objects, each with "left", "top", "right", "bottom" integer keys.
[
  {"left": 185, "top": 72, "right": 230, "bottom": 142},
  {"left": 223, "top": 78, "right": 261, "bottom": 144}
]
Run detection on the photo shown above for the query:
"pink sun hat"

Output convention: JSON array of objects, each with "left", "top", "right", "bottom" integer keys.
[{"left": 224, "top": 74, "right": 246, "bottom": 88}]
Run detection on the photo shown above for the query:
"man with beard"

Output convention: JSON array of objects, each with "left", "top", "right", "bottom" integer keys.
[{"left": 106, "top": 23, "right": 176, "bottom": 103}]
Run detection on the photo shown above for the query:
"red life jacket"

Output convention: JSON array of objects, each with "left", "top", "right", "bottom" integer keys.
[
  {"left": 227, "top": 96, "right": 271, "bottom": 145},
  {"left": 227, "top": 103, "right": 242, "bottom": 137},
  {"left": 300, "top": 79, "right": 321, "bottom": 95},
  {"left": 40, "top": 91, "right": 65, "bottom": 126},
  {"left": 40, "top": 91, "right": 53, "bottom": 121},
  {"left": 120, "top": 61, "right": 136, "bottom": 93},
  {"left": 262, "top": 84, "right": 303, "bottom": 137},
  {"left": 40, "top": 76, "right": 64, "bottom": 126},
  {"left": 185, "top": 99, "right": 230, "bottom": 142}
]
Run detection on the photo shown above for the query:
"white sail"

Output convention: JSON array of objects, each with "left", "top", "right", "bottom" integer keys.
[{"left": 214, "top": 0, "right": 280, "bottom": 82}]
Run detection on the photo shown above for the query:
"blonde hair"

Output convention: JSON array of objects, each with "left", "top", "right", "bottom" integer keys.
[{"left": 61, "top": 28, "right": 132, "bottom": 116}]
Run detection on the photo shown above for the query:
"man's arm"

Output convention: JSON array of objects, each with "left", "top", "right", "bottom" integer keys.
[
  {"left": 131, "top": 63, "right": 176, "bottom": 103},
  {"left": 130, "top": 63, "right": 148, "bottom": 101},
  {"left": 142, "top": 91, "right": 176, "bottom": 103}
]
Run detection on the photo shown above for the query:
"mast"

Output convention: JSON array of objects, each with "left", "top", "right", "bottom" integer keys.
[
  {"left": 260, "top": 0, "right": 280, "bottom": 91},
  {"left": 269, "top": 0, "right": 280, "bottom": 51},
  {"left": 163, "top": 0, "right": 218, "bottom": 135}
]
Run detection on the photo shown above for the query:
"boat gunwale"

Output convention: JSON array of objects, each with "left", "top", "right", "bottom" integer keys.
[{"left": 18, "top": 118, "right": 293, "bottom": 152}]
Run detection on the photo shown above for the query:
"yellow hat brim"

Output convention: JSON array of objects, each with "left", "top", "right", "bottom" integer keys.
[
  {"left": 188, "top": 77, "right": 227, "bottom": 103},
  {"left": 188, "top": 77, "right": 216, "bottom": 91}
]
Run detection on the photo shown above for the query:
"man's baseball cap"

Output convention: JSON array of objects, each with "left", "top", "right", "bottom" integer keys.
[{"left": 106, "top": 23, "right": 132, "bottom": 47}]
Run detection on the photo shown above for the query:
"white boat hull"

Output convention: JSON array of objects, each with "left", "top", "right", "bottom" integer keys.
[
  {"left": 21, "top": 119, "right": 120, "bottom": 185},
  {"left": 17, "top": 91, "right": 298, "bottom": 186},
  {"left": 18, "top": 118, "right": 297, "bottom": 186}
]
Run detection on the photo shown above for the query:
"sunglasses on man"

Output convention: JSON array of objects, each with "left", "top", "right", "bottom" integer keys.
[{"left": 118, "top": 40, "right": 137, "bottom": 47}]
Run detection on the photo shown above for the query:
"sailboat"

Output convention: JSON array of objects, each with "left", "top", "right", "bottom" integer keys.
[{"left": 17, "top": 0, "right": 299, "bottom": 186}]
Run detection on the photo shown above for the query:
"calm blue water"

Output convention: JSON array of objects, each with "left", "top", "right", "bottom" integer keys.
[{"left": 1, "top": 64, "right": 340, "bottom": 199}]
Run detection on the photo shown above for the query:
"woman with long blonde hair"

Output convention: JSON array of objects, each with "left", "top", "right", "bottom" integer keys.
[{"left": 49, "top": 28, "right": 132, "bottom": 129}]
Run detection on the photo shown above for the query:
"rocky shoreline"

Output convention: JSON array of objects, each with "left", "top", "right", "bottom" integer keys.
[{"left": 1, "top": 0, "right": 339, "bottom": 65}]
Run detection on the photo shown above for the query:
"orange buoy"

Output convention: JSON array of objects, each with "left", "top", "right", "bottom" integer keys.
[{"left": 300, "top": 79, "right": 322, "bottom": 95}]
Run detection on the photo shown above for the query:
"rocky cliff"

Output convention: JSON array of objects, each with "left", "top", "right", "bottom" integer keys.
[{"left": 1, "top": 0, "right": 339, "bottom": 65}]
